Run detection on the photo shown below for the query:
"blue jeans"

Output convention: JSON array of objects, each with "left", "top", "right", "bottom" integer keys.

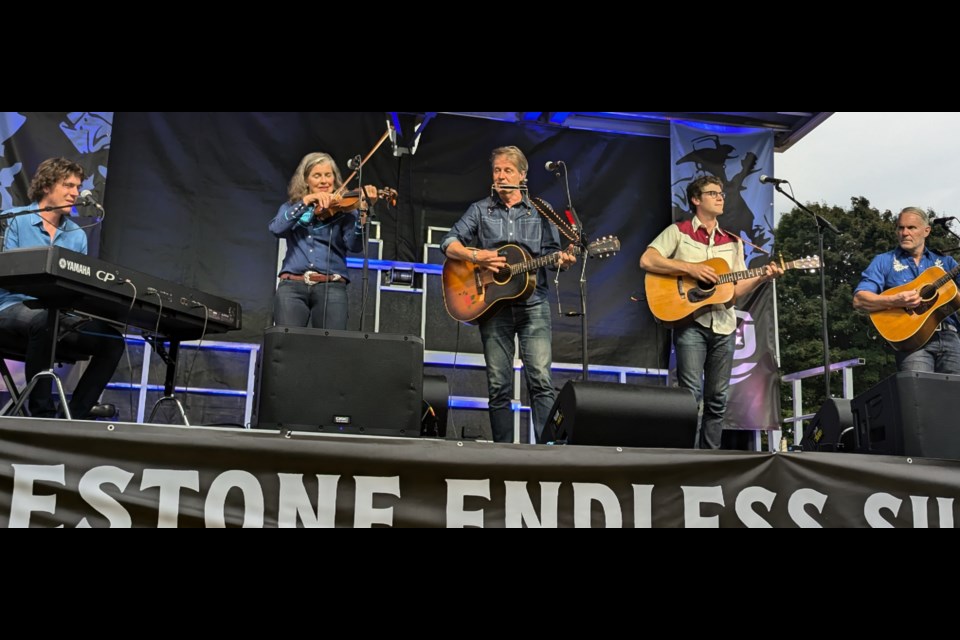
[
  {"left": 479, "top": 301, "right": 555, "bottom": 443},
  {"left": 274, "top": 280, "right": 349, "bottom": 329},
  {"left": 674, "top": 323, "right": 735, "bottom": 450},
  {"left": 0, "top": 303, "right": 124, "bottom": 419},
  {"left": 896, "top": 329, "right": 960, "bottom": 374}
]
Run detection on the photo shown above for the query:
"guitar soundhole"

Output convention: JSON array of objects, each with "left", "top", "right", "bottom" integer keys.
[
  {"left": 493, "top": 267, "right": 511, "bottom": 285},
  {"left": 687, "top": 282, "right": 715, "bottom": 303},
  {"left": 916, "top": 284, "right": 938, "bottom": 313}
]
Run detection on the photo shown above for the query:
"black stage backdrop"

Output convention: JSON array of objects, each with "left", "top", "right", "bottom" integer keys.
[{"left": 101, "top": 112, "right": 670, "bottom": 367}]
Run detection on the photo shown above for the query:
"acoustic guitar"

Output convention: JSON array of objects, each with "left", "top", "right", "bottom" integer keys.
[
  {"left": 442, "top": 236, "right": 620, "bottom": 324},
  {"left": 645, "top": 255, "right": 820, "bottom": 326},
  {"left": 868, "top": 264, "right": 960, "bottom": 351}
]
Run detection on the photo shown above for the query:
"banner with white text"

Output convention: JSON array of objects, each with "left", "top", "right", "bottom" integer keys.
[{"left": 2, "top": 419, "right": 959, "bottom": 528}]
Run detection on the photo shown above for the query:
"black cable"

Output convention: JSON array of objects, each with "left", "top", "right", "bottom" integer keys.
[
  {"left": 63, "top": 213, "right": 105, "bottom": 233},
  {"left": 321, "top": 228, "right": 333, "bottom": 329},
  {"left": 182, "top": 302, "right": 209, "bottom": 407},
  {"left": 146, "top": 287, "right": 164, "bottom": 420},
  {"left": 356, "top": 159, "right": 368, "bottom": 332},
  {"left": 449, "top": 321, "right": 462, "bottom": 439},
  {"left": 119, "top": 280, "right": 138, "bottom": 421},
  {"left": 358, "top": 210, "right": 370, "bottom": 330}
]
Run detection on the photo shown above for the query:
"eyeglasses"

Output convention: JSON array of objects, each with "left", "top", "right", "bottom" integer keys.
[{"left": 700, "top": 191, "right": 726, "bottom": 199}]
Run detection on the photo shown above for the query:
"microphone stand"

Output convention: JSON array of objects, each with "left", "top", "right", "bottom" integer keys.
[
  {"left": 773, "top": 183, "right": 840, "bottom": 401},
  {"left": 934, "top": 217, "right": 960, "bottom": 244},
  {"left": 0, "top": 201, "right": 80, "bottom": 221},
  {"left": 556, "top": 162, "right": 589, "bottom": 381},
  {"left": 1, "top": 202, "right": 92, "bottom": 254},
  {"left": 354, "top": 154, "right": 372, "bottom": 333}
]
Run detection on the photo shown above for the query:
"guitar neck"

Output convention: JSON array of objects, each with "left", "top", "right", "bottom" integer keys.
[
  {"left": 715, "top": 259, "right": 803, "bottom": 285},
  {"left": 510, "top": 245, "right": 583, "bottom": 275},
  {"left": 932, "top": 264, "right": 960, "bottom": 289}
]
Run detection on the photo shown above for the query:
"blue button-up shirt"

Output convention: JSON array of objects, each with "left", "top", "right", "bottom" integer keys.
[
  {"left": 855, "top": 246, "right": 960, "bottom": 330},
  {"left": 0, "top": 207, "right": 88, "bottom": 312},
  {"left": 269, "top": 202, "right": 364, "bottom": 279},
  {"left": 441, "top": 195, "right": 563, "bottom": 305}
]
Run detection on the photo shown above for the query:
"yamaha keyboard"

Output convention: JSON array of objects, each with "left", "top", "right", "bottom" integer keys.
[{"left": 0, "top": 246, "right": 241, "bottom": 340}]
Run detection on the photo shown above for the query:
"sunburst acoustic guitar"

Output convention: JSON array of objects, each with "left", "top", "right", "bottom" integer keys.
[{"left": 442, "top": 236, "right": 620, "bottom": 324}]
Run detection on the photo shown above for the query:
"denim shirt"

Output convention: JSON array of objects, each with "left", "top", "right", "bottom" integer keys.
[
  {"left": 0, "top": 207, "right": 88, "bottom": 312},
  {"left": 269, "top": 201, "right": 364, "bottom": 279},
  {"left": 441, "top": 195, "right": 563, "bottom": 304},
  {"left": 856, "top": 246, "right": 960, "bottom": 330}
]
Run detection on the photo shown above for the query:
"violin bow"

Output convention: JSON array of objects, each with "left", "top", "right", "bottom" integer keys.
[{"left": 337, "top": 127, "right": 392, "bottom": 195}]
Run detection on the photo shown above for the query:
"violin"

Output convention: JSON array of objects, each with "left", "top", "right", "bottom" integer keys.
[
  {"left": 316, "top": 187, "right": 398, "bottom": 220},
  {"left": 312, "top": 127, "right": 399, "bottom": 220}
]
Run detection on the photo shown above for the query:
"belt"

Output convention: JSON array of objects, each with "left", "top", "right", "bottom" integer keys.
[
  {"left": 937, "top": 322, "right": 958, "bottom": 333},
  {"left": 279, "top": 271, "right": 346, "bottom": 286}
]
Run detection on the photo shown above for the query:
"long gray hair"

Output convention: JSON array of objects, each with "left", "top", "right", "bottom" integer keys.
[{"left": 287, "top": 152, "right": 343, "bottom": 203}]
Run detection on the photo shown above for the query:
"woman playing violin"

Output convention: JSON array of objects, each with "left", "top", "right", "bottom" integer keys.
[{"left": 269, "top": 151, "right": 378, "bottom": 329}]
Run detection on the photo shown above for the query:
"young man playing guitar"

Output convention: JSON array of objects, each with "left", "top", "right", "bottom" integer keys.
[
  {"left": 640, "top": 175, "right": 782, "bottom": 449},
  {"left": 441, "top": 146, "right": 576, "bottom": 443},
  {"left": 854, "top": 207, "right": 960, "bottom": 374}
]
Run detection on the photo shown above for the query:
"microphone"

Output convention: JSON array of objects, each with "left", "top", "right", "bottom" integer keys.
[
  {"left": 759, "top": 175, "right": 789, "bottom": 185},
  {"left": 77, "top": 190, "right": 104, "bottom": 212},
  {"left": 932, "top": 216, "right": 956, "bottom": 227},
  {"left": 545, "top": 160, "right": 563, "bottom": 172},
  {"left": 346, "top": 155, "right": 362, "bottom": 171}
]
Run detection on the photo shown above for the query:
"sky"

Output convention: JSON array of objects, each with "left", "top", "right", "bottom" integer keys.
[{"left": 774, "top": 112, "right": 960, "bottom": 222}]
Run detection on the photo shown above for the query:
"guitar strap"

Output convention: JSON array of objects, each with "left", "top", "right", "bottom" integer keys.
[
  {"left": 718, "top": 225, "right": 770, "bottom": 256},
  {"left": 531, "top": 196, "right": 578, "bottom": 244}
]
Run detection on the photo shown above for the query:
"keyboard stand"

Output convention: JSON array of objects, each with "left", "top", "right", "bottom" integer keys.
[{"left": 146, "top": 338, "right": 191, "bottom": 426}]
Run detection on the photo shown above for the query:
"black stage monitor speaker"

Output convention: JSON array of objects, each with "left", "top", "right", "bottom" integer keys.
[
  {"left": 541, "top": 380, "right": 698, "bottom": 448},
  {"left": 256, "top": 327, "right": 423, "bottom": 437},
  {"left": 800, "top": 398, "right": 855, "bottom": 452},
  {"left": 852, "top": 371, "right": 960, "bottom": 460}
]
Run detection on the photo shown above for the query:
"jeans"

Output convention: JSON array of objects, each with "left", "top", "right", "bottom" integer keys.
[
  {"left": 274, "top": 280, "right": 349, "bottom": 330},
  {"left": 674, "top": 323, "right": 735, "bottom": 450},
  {"left": 479, "top": 301, "right": 555, "bottom": 443},
  {"left": 0, "top": 303, "right": 124, "bottom": 419},
  {"left": 896, "top": 329, "right": 960, "bottom": 374}
]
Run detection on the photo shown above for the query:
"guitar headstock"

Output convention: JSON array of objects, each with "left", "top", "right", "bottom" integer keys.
[
  {"left": 378, "top": 187, "right": 398, "bottom": 207},
  {"left": 587, "top": 236, "right": 620, "bottom": 259},
  {"left": 789, "top": 255, "right": 821, "bottom": 270}
]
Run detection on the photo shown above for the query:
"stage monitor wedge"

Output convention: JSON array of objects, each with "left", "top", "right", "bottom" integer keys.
[
  {"left": 256, "top": 327, "right": 423, "bottom": 437},
  {"left": 800, "top": 398, "right": 855, "bottom": 452},
  {"left": 542, "top": 380, "right": 698, "bottom": 448}
]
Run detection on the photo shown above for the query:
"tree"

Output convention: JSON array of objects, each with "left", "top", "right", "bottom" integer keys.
[{"left": 774, "top": 197, "right": 959, "bottom": 432}]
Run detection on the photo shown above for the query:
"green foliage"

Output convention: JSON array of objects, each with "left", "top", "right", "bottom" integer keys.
[{"left": 775, "top": 197, "right": 960, "bottom": 429}]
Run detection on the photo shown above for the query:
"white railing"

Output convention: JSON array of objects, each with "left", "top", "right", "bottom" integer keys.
[{"left": 775, "top": 358, "right": 866, "bottom": 451}]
